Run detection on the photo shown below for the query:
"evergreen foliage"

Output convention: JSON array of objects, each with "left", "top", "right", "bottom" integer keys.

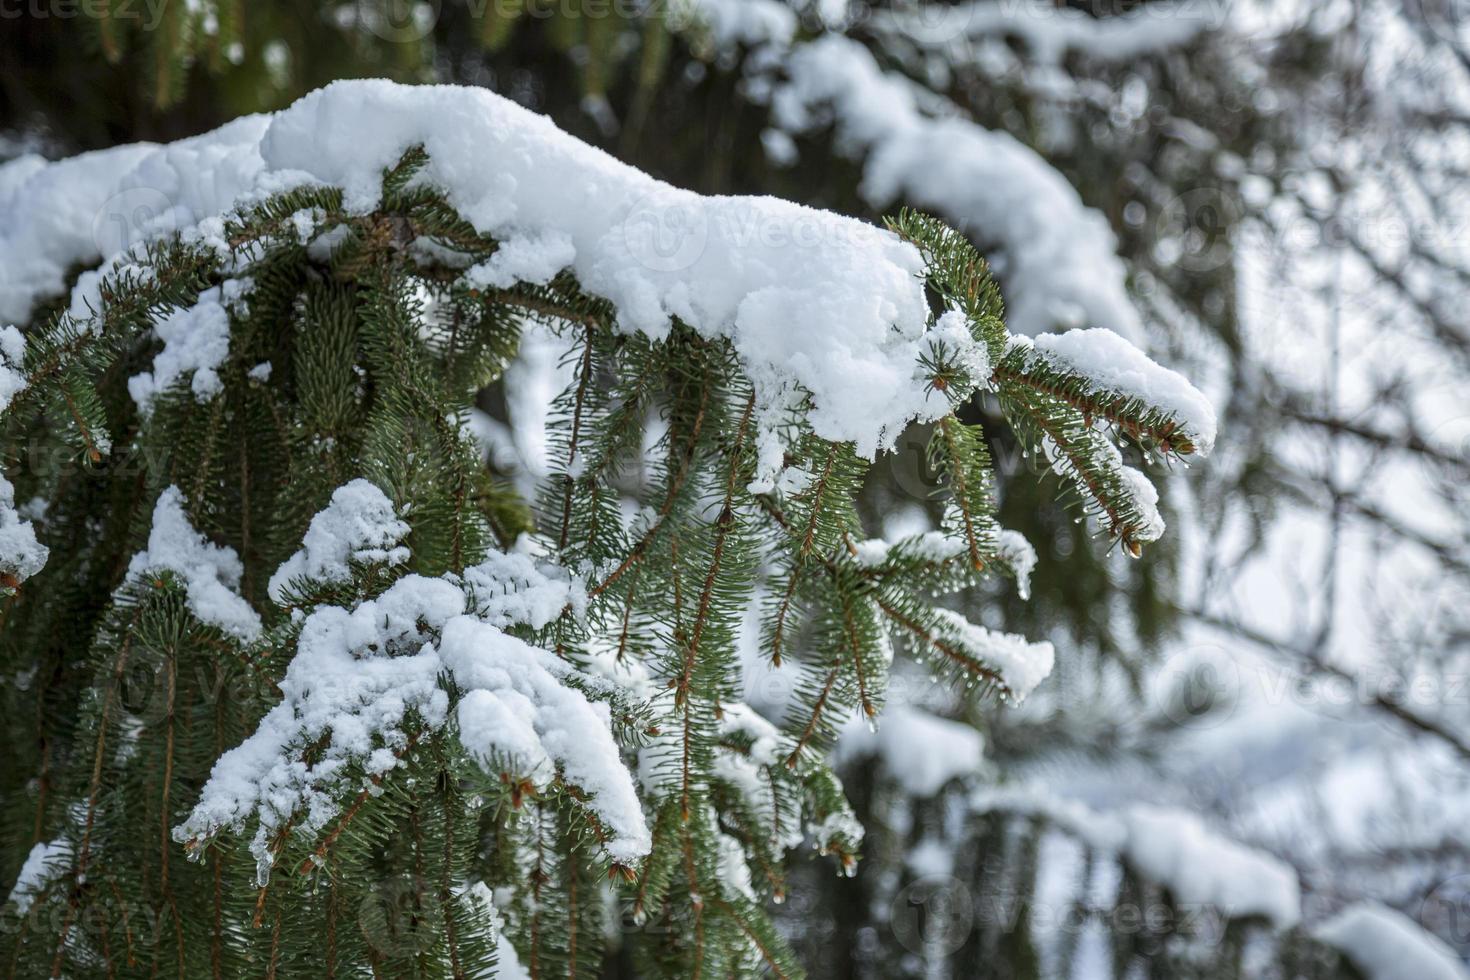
[{"left": 0, "top": 141, "right": 1207, "bottom": 978}]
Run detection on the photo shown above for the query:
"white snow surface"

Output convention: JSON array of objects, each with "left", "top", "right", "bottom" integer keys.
[
  {"left": 1119, "top": 805, "right": 1301, "bottom": 929},
  {"left": 1314, "top": 902, "right": 1470, "bottom": 980},
  {"left": 0, "top": 472, "right": 48, "bottom": 584},
  {"left": 442, "top": 615, "right": 650, "bottom": 863},
  {"left": 835, "top": 704, "right": 986, "bottom": 797},
  {"left": 127, "top": 280, "right": 248, "bottom": 416},
  {"left": 459, "top": 542, "right": 585, "bottom": 630},
  {"left": 180, "top": 564, "right": 650, "bottom": 872},
  {"left": 127, "top": 486, "right": 261, "bottom": 641},
  {"left": 0, "top": 80, "right": 1200, "bottom": 467},
  {"left": 0, "top": 142, "right": 159, "bottom": 323},
  {"left": 267, "top": 478, "right": 410, "bottom": 602},
  {"left": 0, "top": 324, "right": 27, "bottom": 412},
  {"left": 0, "top": 79, "right": 992, "bottom": 459},
  {"left": 1025, "top": 327, "right": 1219, "bottom": 455},
  {"left": 5, "top": 839, "right": 71, "bottom": 914},
  {"left": 932, "top": 608, "right": 1055, "bottom": 701},
  {"left": 994, "top": 529, "right": 1037, "bottom": 600}
]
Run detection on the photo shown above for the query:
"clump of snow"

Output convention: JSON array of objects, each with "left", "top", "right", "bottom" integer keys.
[
  {"left": 0, "top": 472, "right": 48, "bottom": 585},
  {"left": 463, "top": 230, "right": 576, "bottom": 290},
  {"left": 928, "top": 308, "right": 993, "bottom": 384},
  {"left": 714, "top": 702, "right": 804, "bottom": 849},
  {"left": 460, "top": 543, "right": 585, "bottom": 630},
  {"left": 177, "top": 574, "right": 462, "bottom": 883},
  {"left": 0, "top": 79, "right": 1074, "bottom": 460},
  {"left": 127, "top": 486, "right": 261, "bottom": 641},
  {"left": 267, "top": 478, "right": 410, "bottom": 603},
  {"left": 835, "top": 704, "right": 986, "bottom": 796},
  {"left": 465, "top": 884, "right": 531, "bottom": 980},
  {"left": 180, "top": 562, "right": 650, "bottom": 875},
  {"left": 1119, "top": 465, "right": 1166, "bottom": 541},
  {"left": 811, "top": 808, "right": 865, "bottom": 858},
  {"left": 127, "top": 280, "right": 249, "bottom": 416},
  {"left": 767, "top": 35, "right": 1143, "bottom": 343},
  {"left": 5, "top": 838, "right": 71, "bottom": 914},
  {"left": 1120, "top": 805, "right": 1300, "bottom": 929},
  {"left": 1026, "top": 328, "right": 1218, "bottom": 456},
  {"left": 932, "top": 608, "right": 1054, "bottom": 701},
  {"left": 1314, "top": 902, "right": 1470, "bottom": 980},
  {"left": 0, "top": 324, "right": 27, "bottom": 411},
  {"left": 0, "top": 143, "right": 159, "bottom": 324},
  {"left": 852, "top": 530, "right": 970, "bottom": 569},
  {"left": 442, "top": 615, "right": 651, "bottom": 863},
  {"left": 994, "top": 529, "right": 1037, "bottom": 599},
  {"left": 716, "top": 832, "right": 758, "bottom": 901}
]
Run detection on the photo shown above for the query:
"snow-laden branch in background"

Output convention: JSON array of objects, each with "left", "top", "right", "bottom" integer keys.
[
  {"left": 1314, "top": 902, "right": 1470, "bottom": 980},
  {"left": 972, "top": 788, "right": 1302, "bottom": 929},
  {"left": 765, "top": 35, "right": 1144, "bottom": 342},
  {"left": 834, "top": 704, "right": 987, "bottom": 797},
  {"left": 873, "top": 0, "right": 1220, "bottom": 67}
]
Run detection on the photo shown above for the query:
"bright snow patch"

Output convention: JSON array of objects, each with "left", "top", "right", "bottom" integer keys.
[
  {"left": 5, "top": 838, "right": 71, "bottom": 914},
  {"left": 1026, "top": 328, "right": 1218, "bottom": 456},
  {"left": 0, "top": 472, "right": 48, "bottom": 584},
  {"left": 0, "top": 324, "right": 27, "bottom": 411},
  {"left": 128, "top": 280, "right": 248, "bottom": 416},
  {"left": 180, "top": 568, "right": 650, "bottom": 873},
  {"left": 933, "top": 608, "right": 1055, "bottom": 701},
  {"left": 835, "top": 704, "right": 986, "bottom": 796},
  {"left": 1314, "top": 902, "right": 1469, "bottom": 980},
  {"left": 1120, "top": 805, "right": 1300, "bottom": 929},
  {"left": 0, "top": 79, "right": 1009, "bottom": 460},
  {"left": 267, "top": 478, "right": 411, "bottom": 603},
  {"left": 128, "top": 486, "right": 261, "bottom": 641}
]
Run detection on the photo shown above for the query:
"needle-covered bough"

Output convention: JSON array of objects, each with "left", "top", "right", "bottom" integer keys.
[{"left": 0, "top": 81, "right": 1213, "bottom": 978}]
